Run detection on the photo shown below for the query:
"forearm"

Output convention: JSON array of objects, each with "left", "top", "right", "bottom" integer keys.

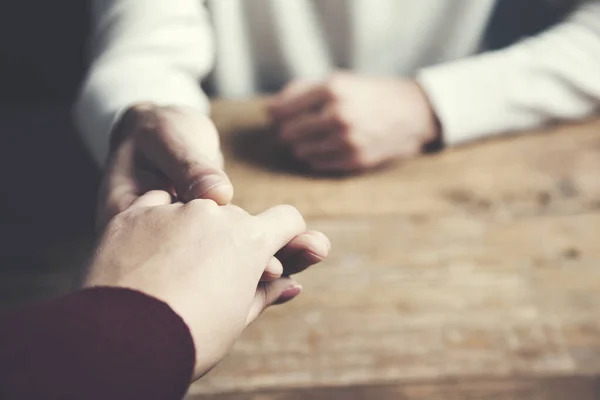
[
  {"left": 74, "top": 0, "right": 214, "bottom": 166},
  {"left": 0, "top": 287, "right": 195, "bottom": 400},
  {"left": 417, "top": 1, "right": 600, "bottom": 145}
]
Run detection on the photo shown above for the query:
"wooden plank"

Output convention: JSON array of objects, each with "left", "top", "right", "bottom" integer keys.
[
  {"left": 194, "top": 375, "right": 600, "bottom": 400},
  {"left": 184, "top": 100, "right": 600, "bottom": 396},
  {"left": 189, "top": 212, "right": 600, "bottom": 395},
  {"left": 2, "top": 100, "right": 599, "bottom": 398}
]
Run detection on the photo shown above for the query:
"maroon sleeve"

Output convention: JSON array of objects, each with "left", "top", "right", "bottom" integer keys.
[{"left": 0, "top": 287, "right": 195, "bottom": 400}]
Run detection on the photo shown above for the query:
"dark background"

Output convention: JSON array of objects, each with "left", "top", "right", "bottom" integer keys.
[{"left": 0, "top": 1, "right": 97, "bottom": 301}]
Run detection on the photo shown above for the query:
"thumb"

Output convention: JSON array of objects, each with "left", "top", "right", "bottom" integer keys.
[
  {"left": 245, "top": 278, "right": 303, "bottom": 326},
  {"left": 127, "top": 190, "right": 172, "bottom": 211},
  {"left": 130, "top": 105, "right": 234, "bottom": 204},
  {"left": 180, "top": 164, "right": 234, "bottom": 204}
]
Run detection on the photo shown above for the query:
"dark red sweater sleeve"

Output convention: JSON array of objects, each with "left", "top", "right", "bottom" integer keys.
[{"left": 0, "top": 287, "right": 195, "bottom": 400}]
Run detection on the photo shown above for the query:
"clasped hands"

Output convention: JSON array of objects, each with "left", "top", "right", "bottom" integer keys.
[{"left": 86, "top": 72, "right": 438, "bottom": 380}]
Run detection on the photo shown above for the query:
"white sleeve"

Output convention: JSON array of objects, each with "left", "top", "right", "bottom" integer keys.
[
  {"left": 417, "top": 1, "right": 600, "bottom": 146},
  {"left": 74, "top": 0, "right": 215, "bottom": 166}
]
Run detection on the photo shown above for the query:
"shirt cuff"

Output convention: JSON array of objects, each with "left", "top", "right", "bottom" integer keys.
[
  {"left": 417, "top": 4, "right": 600, "bottom": 146},
  {"left": 416, "top": 49, "right": 526, "bottom": 146}
]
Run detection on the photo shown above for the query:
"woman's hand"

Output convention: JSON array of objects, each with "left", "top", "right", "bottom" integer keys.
[{"left": 84, "top": 191, "right": 330, "bottom": 379}]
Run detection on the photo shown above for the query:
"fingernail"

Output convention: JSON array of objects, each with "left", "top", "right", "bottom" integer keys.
[
  {"left": 265, "top": 270, "right": 283, "bottom": 279},
  {"left": 264, "top": 264, "right": 283, "bottom": 279},
  {"left": 184, "top": 175, "right": 229, "bottom": 202},
  {"left": 274, "top": 284, "right": 303, "bottom": 305}
]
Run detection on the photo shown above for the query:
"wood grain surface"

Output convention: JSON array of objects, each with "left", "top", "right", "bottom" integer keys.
[
  {"left": 200, "top": 375, "right": 600, "bottom": 400},
  {"left": 1, "top": 100, "right": 598, "bottom": 399},
  {"left": 186, "top": 100, "right": 600, "bottom": 398}
]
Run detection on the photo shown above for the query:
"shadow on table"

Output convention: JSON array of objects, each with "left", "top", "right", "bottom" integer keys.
[
  {"left": 228, "top": 126, "right": 395, "bottom": 179},
  {"left": 228, "top": 126, "right": 309, "bottom": 175}
]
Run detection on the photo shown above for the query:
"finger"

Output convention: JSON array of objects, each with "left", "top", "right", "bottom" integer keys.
[
  {"left": 182, "top": 170, "right": 234, "bottom": 205},
  {"left": 292, "top": 133, "right": 347, "bottom": 160},
  {"left": 267, "top": 80, "right": 319, "bottom": 116},
  {"left": 127, "top": 190, "right": 172, "bottom": 211},
  {"left": 245, "top": 278, "right": 303, "bottom": 325},
  {"left": 277, "top": 230, "right": 331, "bottom": 276},
  {"left": 128, "top": 105, "right": 234, "bottom": 204},
  {"left": 307, "top": 153, "right": 357, "bottom": 172},
  {"left": 279, "top": 111, "right": 337, "bottom": 144},
  {"left": 269, "top": 82, "right": 331, "bottom": 120},
  {"left": 255, "top": 205, "right": 307, "bottom": 254},
  {"left": 99, "top": 170, "right": 172, "bottom": 229},
  {"left": 260, "top": 257, "right": 284, "bottom": 282}
]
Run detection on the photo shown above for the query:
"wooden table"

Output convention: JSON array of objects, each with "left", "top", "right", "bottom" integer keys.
[
  {"left": 187, "top": 100, "right": 600, "bottom": 399},
  {"left": 0, "top": 100, "right": 598, "bottom": 399}
]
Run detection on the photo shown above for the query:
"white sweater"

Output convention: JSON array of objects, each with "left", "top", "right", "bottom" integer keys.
[{"left": 75, "top": 0, "right": 600, "bottom": 165}]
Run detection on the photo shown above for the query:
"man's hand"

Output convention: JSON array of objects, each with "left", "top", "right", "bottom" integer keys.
[
  {"left": 98, "top": 104, "right": 233, "bottom": 228},
  {"left": 268, "top": 72, "right": 440, "bottom": 173},
  {"left": 84, "top": 191, "right": 330, "bottom": 380}
]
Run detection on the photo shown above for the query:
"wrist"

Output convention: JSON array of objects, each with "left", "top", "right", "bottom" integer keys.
[{"left": 109, "top": 103, "right": 159, "bottom": 153}]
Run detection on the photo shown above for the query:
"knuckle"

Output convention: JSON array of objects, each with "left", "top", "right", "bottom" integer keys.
[
  {"left": 105, "top": 210, "right": 133, "bottom": 235},
  {"left": 186, "top": 198, "right": 219, "bottom": 214},
  {"left": 400, "top": 142, "right": 421, "bottom": 158},
  {"left": 284, "top": 80, "right": 305, "bottom": 94},
  {"left": 276, "top": 203, "right": 300, "bottom": 215},
  {"left": 350, "top": 151, "right": 372, "bottom": 168},
  {"left": 115, "top": 207, "right": 136, "bottom": 222},
  {"left": 276, "top": 204, "right": 306, "bottom": 227},
  {"left": 342, "top": 142, "right": 368, "bottom": 166},
  {"left": 105, "top": 215, "right": 123, "bottom": 234},
  {"left": 343, "top": 134, "right": 361, "bottom": 154},
  {"left": 322, "top": 81, "right": 339, "bottom": 102},
  {"left": 328, "top": 106, "right": 349, "bottom": 131},
  {"left": 226, "top": 204, "right": 248, "bottom": 216},
  {"left": 291, "top": 145, "right": 308, "bottom": 160},
  {"left": 228, "top": 204, "right": 243, "bottom": 212},
  {"left": 324, "top": 73, "right": 347, "bottom": 99}
]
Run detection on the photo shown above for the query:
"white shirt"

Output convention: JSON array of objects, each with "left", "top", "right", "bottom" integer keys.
[{"left": 75, "top": 0, "right": 600, "bottom": 165}]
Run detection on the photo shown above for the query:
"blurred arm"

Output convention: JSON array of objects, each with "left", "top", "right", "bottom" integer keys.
[
  {"left": 418, "top": 1, "right": 600, "bottom": 145},
  {"left": 74, "top": 0, "right": 214, "bottom": 165}
]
